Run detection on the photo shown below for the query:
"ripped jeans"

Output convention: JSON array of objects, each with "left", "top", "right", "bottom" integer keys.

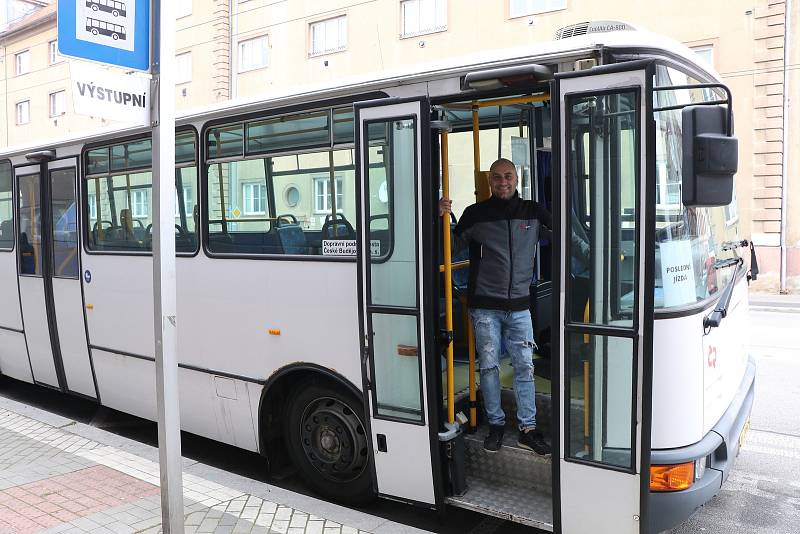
[{"left": 470, "top": 308, "right": 537, "bottom": 431}]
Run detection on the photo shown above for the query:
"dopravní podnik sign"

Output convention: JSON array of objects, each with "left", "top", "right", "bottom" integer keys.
[
  {"left": 70, "top": 62, "right": 150, "bottom": 125},
  {"left": 659, "top": 239, "right": 697, "bottom": 307}
]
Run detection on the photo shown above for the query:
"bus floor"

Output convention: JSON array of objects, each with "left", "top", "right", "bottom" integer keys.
[{"left": 444, "top": 360, "right": 555, "bottom": 530}]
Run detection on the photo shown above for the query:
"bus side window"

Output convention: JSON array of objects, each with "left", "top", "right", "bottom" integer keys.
[
  {"left": 84, "top": 132, "right": 199, "bottom": 254},
  {"left": 205, "top": 109, "right": 359, "bottom": 258},
  {"left": 0, "top": 161, "right": 12, "bottom": 251}
]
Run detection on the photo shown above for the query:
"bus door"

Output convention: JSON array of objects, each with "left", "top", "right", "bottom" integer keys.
[
  {"left": 355, "top": 97, "right": 439, "bottom": 506},
  {"left": 15, "top": 158, "right": 96, "bottom": 398},
  {"left": 554, "top": 62, "right": 655, "bottom": 533}
]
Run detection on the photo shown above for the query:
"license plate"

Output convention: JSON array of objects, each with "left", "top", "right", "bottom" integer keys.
[{"left": 737, "top": 418, "right": 751, "bottom": 453}]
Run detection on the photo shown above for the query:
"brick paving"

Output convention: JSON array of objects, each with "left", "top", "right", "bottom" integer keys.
[
  {"left": 0, "top": 400, "right": 429, "bottom": 534},
  {"left": 0, "top": 465, "right": 159, "bottom": 533}
]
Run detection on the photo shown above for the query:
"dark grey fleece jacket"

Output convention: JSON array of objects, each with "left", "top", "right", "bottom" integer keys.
[{"left": 453, "top": 192, "right": 551, "bottom": 312}]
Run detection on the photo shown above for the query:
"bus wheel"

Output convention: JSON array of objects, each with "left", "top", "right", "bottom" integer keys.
[
  {"left": 112, "top": 34, "right": 119, "bottom": 40},
  {"left": 284, "top": 382, "right": 373, "bottom": 504},
  {"left": 91, "top": 29, "right": 98, "bottom": 36},
  {"left": 112, "top": 10, "right": 119, "bottom": 17},
  {"left": 91, "top": 4, "right": 98, "bottom": 11}
]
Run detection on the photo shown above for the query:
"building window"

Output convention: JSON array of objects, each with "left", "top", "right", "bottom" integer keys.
[
  {"left": 132, "top": 189, "right": 150, "bottom": 218},
  {"left": 238, "top": 35, "right": 269, "bottom": 72},
  {"left": 175, "top": 185, "right": 194, "bottom": 217},
  {"left": 16, "top": 101, "right": 30, "bottom": 125},
  {"left": 49, "top": 40, "right": 63, "bottom": 64},
  {"left": 725, "top": 181, "right": 738, "bottom": 226},
  {"left": 49, "top": 91, "right": 66, "bottom": 117},
  {"left": 176, "top": 52, "right": 192, "bottom": 84},
  {"left": 509, "top": 0, "right": 566, "bottom": 18},
  {"left": 15, "top": 50, "right": 30, "bottom": 75},
  {"left": 87, "top": 193, "right": 97, "bottom": 220},
  {"left": 314, "top": 176, "right": 343, "bottom": 213},
  {"left": 309, "top": 16, "right": 347, "bottom": 56},
  {"left": 176, "top": 0, "right": 192, "bottom": 18},
  {"left": 401, "top": 0, "right": 447, "bottom": 37},
  {"left": 242, "top": 182, "right": 266, "bottom": 215},
  {"left": 692, "top": 45, "right": 714, "bottom": 68}
]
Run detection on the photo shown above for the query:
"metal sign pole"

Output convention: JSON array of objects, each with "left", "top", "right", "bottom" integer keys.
[{"left": 150, "top": 1, "right": 184, "bottom": 532}]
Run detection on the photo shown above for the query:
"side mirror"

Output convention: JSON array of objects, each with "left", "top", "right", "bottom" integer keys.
[{"left": 681, "top": 105, "right": 737, "bottom": 207}]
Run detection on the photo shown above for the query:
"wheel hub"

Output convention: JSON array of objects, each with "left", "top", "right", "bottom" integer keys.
[{"left": 300, "top": 397, "right": 368, "bottom": 483}]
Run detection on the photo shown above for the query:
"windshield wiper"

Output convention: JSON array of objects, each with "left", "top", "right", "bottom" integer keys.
[
  {"left": 703, "top": 257, "right": 743, "bottom": 332},
  {"left": 712, "top": 257, "right": 741, "bottom": 270}
]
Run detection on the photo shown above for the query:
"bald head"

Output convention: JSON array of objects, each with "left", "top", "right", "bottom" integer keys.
[{"left": 488, "top": 158, "right": 518, "bottom": 200}]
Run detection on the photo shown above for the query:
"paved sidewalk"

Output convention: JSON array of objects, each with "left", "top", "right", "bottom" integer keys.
[{"left": 0, "top": 396, "right": 431, "bottom": 534}]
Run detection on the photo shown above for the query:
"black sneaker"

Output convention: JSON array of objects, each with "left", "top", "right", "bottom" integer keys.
[
  {"left": 518, "top": 429, "right": 552, "bottom": 456},
  {"left": 483, "top": 425, "right": 505, "bottom": 452}
]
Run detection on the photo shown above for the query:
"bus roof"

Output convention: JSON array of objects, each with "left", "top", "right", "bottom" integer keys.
[{"left": 0, "top": 25, "right": 717, "bottom": 159}]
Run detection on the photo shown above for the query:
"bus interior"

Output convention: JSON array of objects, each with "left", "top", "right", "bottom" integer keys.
[
  {"left": 431, "top": 89, "right": 557, "bottom": 525},
  {"left": 430, "top": 80, "right": 644, "bottom": 525}
]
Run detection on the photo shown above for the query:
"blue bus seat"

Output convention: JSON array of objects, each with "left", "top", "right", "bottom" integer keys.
[{"left": 276, "top": 224, "right": 308, "bottom": 255}]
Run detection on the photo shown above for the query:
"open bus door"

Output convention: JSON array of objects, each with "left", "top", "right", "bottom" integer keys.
[
  {"left": 354, "top": 97, "right": 441, "bottom": 506},
  {"left": 553, "top": 61, "right": 655, "bottom": 533}
]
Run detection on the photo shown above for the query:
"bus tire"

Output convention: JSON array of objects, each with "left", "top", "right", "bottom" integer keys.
[{"left": 284, "top": 381, "right": 374, "bottom": 504}]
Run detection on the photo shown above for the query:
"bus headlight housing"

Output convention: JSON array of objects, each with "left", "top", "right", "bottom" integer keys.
[{"left": 650, "top": 462, "right": 695, "bottom": 492}]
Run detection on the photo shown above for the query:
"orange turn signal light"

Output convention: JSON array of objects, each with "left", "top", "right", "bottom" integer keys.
[{"left": 650, "top": 462, "right": 694, "bottom": 492}]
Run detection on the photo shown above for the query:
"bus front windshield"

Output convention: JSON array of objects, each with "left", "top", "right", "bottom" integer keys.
[{"left": 653, "top": 64, "right": 741, "bottom": 310}]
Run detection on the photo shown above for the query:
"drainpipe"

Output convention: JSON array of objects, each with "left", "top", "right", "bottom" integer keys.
[
  {"left": 780, "top": 0, "right": 792, "bottom": 293},
  {"left": 3, "top": 43, "right": 7, "bottom": 147},
  {"left": 230, "top": 0, "right": 238, "bottom": 99}
]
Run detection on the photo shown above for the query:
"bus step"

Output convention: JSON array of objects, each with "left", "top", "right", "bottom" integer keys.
[
  {"left": 462, "top": 424, "right": 552, "bottom": 494},
  {"left": 447, "top": 476, "right": 553, "bottom": 531}
]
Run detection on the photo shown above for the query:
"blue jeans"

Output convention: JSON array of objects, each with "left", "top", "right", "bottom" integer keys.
[{"left": 470, "top": 308, "right": 537, "bottom": 431}]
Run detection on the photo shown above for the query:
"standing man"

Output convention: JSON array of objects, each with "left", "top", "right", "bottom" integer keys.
[{"left": 440, "top": 158, "right": 551, "bottom": 455}]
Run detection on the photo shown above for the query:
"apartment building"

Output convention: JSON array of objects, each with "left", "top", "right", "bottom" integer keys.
[
  {"left": 0, "top": 0, "right": 47, "bottom": 32},
  {"left": 1, "top": 0, "right": 797, "bottom": 291}
]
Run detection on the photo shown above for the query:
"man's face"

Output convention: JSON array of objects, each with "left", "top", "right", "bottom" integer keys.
[{"left": 489, "top": 162, "right": 518, "bottom": 200}]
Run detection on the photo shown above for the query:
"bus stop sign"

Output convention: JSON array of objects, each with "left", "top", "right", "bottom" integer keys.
[{"left": 57, "top": 0, "right": 150, "bottom": 71}]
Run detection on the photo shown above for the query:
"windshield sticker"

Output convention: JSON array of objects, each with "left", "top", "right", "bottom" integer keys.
[{"left": 660, "top": 239, "right": 697, "bottom": 307}]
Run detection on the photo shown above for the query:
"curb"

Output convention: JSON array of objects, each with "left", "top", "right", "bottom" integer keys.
[{"left": 749, "top": 306, "right": 800, "bottom": 313}]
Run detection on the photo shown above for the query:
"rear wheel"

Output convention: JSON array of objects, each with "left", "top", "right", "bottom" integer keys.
[{"left": 284, "top": 381, "right": 373, "bottom": 504}]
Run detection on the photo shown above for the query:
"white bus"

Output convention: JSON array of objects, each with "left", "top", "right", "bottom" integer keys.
[{"left": 0, "top": 22, "right": 756, "bottom": 534}]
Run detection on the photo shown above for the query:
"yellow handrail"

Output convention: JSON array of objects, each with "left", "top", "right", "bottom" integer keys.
[
  {"left": 443, "top": 93, "right": 550, "bottom": 110},
  {"left": 438, "top": 260, "right": 469, "bottom": 272},
  {"left": 441, "top": 128, "right": 455, "bottom": 425}
]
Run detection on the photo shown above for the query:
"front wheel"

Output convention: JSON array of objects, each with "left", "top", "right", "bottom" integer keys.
[{"left": 284, "top": 382, "right": 374, "bottom": 504}]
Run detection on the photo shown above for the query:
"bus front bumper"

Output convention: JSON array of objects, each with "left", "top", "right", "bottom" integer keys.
[{"left": 648, "top": 355, "right": 756, "bottom": 533}]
